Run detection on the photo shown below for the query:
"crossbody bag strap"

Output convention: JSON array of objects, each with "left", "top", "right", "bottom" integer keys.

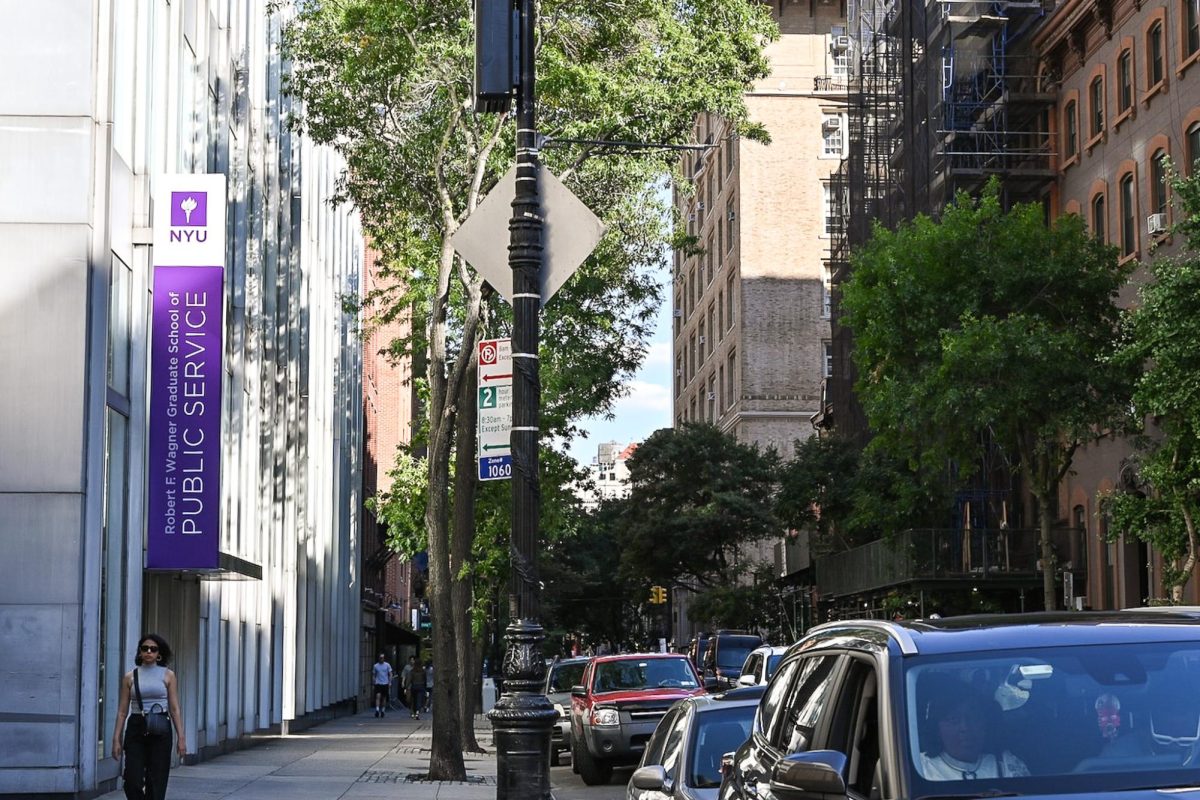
[{"left": 133, "top": 668, "right": 146, "bottom": 713}]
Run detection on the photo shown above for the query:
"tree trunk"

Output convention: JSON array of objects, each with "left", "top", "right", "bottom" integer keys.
[
  {"left": 452, "top": 344, "right": 483, "bottom": 752},
  {"left": 425, "top": 415, "right": 466, "bottom": 779},
  {"left": 1173, "top": 504, "right": 1198, "bottom": 604},
  {"left": 1037, "top": 491, "right": 1057, "bottom": 611}
]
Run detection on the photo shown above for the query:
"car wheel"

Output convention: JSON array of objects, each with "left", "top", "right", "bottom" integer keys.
[{"left": 574, "top": 740, "right": 613, "bottom": 786}]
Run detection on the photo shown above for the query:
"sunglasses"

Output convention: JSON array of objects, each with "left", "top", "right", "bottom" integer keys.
[{"left": 139, "top": 645, "right": 160, "bottom": 653}]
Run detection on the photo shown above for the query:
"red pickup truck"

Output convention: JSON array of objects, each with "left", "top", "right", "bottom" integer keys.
[{"left": 569, "top": 653, "right": 706, "bottom": 785}]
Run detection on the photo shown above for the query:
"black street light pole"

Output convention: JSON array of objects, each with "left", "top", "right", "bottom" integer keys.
[{"left": 488, "top": 0, "right": 556, "bottom": 798}]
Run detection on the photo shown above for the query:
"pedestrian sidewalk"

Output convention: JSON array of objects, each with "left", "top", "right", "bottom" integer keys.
[{"left": 97, "top": 710, "right": 497, "bottom": 800}]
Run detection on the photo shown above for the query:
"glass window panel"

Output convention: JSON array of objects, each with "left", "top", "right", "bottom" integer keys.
[
  {"left": 97, "top": 408, "right": 128, "bottom": 758},
  {"left": 1121, "top": 174, "right": 1137, "bottom": 256},
  {"left": 1150, "top": 23, "right": 1164, "bottom": 85},
  {"left": 108, "top": 256, "right": 132, "bottom": 395}
]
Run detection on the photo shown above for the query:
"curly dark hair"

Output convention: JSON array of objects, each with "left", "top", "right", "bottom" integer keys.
[{"left": 135, "top": 633, "right": 173, "bottom": 667}]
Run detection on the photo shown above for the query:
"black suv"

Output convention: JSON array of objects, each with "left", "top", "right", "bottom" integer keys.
[
  {"left": 720, "top": 611, "right": 1200, "bottom": 800},
  {"left": 704, "top": 631, "right": 763, "bottom": 690}
]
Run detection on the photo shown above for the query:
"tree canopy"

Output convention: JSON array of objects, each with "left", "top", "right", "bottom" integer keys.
[
  {"left": 840, "top": 181, "right": 1134, "bottom": 609},
  {"left": 618, "top": 424, "right": 779, "bottom": 590}
]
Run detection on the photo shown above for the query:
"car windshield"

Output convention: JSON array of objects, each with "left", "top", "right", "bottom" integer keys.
[
  {"left": 689, "top": 706, "right": 754, "bottom": 788},
  {"left": 718, "top": 640, "right": 760, "bottom": 670},
  {"left": 904, "top": 640, "right": 1200, "bottom": 795},
  {"left": 592, "top": 658, "right": 698, "bottom": 692},
  {"left": 765, "top": 653, "right": 783, "bottom": 678},
  {"left": 548, "top": 661, "right": 586, "bottom": 693}
]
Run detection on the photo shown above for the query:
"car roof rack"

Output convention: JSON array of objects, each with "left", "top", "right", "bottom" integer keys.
[{"left": 809, "top": 619, "right": 918, "bottom": 655}]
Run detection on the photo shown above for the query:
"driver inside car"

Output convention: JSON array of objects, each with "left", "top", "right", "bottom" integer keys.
[{"left": 919, "top": 681, "right": 1030, "bottom": 780}]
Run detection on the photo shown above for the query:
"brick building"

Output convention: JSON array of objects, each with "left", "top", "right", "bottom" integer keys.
[
  {"left": 360, "top": 248, "right": 424, "bottom": 698},
  {"left": 1036, "top": 0, "right": 1200, "bottom": 607},
  {"left": 672, "top": 3, "right": 849, "bottom": 456}
]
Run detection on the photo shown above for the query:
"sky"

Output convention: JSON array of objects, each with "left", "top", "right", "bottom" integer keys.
[{"left": 565, "top": 259, "right": 673, "bottom": 469}]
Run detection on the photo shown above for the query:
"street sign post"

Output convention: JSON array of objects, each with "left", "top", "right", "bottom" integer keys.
[{"left": 478, "top": 338, "right": 513, "bottom": 481}]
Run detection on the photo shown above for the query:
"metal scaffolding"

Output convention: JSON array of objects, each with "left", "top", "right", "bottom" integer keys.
[{"left": 822, "top": 0, "right": 1056, "bottom": 437}]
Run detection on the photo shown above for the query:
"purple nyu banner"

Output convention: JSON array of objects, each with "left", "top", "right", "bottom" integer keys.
[{"left": 146, "top": 266, "right": 224, "bottom": 569}]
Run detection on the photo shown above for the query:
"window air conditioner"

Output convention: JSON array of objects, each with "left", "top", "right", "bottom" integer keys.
[
  {"left": 727, "top": 210, "right": 736, "bottom": 221},
  {"left": 699, "top": 335, "right": 706, "bottom": 344},
  {"left": 822, "top": 116, "right": 842, "bottom": 131},
  {"left": 707, "top": 392, "right": 716, "bottom": 401},
  {"left": 1147, "top": 213, "right": 1168, "bottom": 235},
  {"left": 697, "top": 201, "right": 706, "bottom": 210},
  {"left": 687, "top": 213, "right": 696, "bottom": 222},
  {"left": 832, "top": 35, "right": 851, "bottom": 50}
]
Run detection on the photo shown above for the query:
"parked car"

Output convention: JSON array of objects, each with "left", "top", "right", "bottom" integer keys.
[
  {"left": 703, "top": 631, "right": 764, "bottom": 690},
  {"left": 545, "top": 656, "right": 590, "bottom": 766},
  {"left": 571, "top": 653, "right": 706, "bottom": 785},
  {"left": 736, "top": 645, "right": 787, "bottom": 687},
  {"left": 720, "top": 611, "right": 1200, "bottom": 800},
  {"left": 627, "top": 689, "right": 759, "bottom": 800}
]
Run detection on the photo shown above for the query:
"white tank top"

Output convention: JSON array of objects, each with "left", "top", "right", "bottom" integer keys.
[{"left": 135, "top": 665, "right": 169, "bottom": 712}]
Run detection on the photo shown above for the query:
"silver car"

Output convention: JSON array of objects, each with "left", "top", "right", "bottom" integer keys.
[
  {"left": 627, "top": 688, "right": 760, "bottom": 800},
  {"left": 545, "top": 656, "right": 590, "bottom": 766}
]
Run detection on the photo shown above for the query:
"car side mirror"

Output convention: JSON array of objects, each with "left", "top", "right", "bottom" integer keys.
[
  {"left": 570, "top": 685, "right": 586, "bottom": 698},
  {"left": 770, "top": 751, "right": 847, "bottom": 800},
  {"left": 631, "top": 765, "right": 671, "bottom": 792},
  {"left": 737, "top": 673, "right": 756, "bottom": 687}
]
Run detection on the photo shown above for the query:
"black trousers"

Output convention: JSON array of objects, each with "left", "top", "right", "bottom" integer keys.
[{"left": 123, "top": 725, "right": 172, "bottom": 800}]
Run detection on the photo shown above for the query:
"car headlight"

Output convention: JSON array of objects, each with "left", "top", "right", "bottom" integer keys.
[
  {"left": 592, "top": 707, "right": 620, "bottom": 726},
  {"left": 553, "top": 703, "right": 566, "bottom": 720}
]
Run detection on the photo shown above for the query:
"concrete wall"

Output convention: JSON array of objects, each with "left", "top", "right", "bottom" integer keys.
[{"left": 0, "top": 2, "right": 363, "bottom": 795}]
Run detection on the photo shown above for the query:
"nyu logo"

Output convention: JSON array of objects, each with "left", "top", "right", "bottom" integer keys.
[{"left": 169, "top": 191, "right": 208, "bottom": 243}]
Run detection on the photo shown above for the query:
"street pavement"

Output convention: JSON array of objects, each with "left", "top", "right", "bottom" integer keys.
[{"left": 95, "top": 709, "right": 628, "bottom": 800}]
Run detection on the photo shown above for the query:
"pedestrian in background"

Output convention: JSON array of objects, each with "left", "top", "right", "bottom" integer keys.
[
  {"left": 423, "top": 661, "right": 433, "bottom": 714},
  {"left": 112, "top": 633, "right": 186, "bottom": 800},
  {"left": 372, "top": 654, "right": 393, "bottom": 718},
  {"left": 401, "top": 656, "right": 416, "bottom": 714},
  {"left": 409, "top": 656, "right": 428, "bottom": 719}
]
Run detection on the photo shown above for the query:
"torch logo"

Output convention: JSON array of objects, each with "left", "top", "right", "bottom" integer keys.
[{"left": 170, "top": 192, "right": 208, "bottom": 227}]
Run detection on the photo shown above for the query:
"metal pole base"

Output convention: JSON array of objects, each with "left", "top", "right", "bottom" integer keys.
[{"left": 489, "top": 618, "right": 557, "bottom": 800}]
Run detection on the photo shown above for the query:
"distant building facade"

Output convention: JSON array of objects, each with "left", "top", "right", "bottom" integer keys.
[
  {"left": 0, "top": 3, "right": 363, "bottom": 795},
  {"left": 672, "top": 4, "right": 848, "bottom": 457},
  {"left": 581, "top": 441, "right": 637, "bottom": 510}
]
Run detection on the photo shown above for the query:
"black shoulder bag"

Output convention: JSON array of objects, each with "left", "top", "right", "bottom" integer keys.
[{"left": 133, "top": 669, "right": 173, "bottom": 739}]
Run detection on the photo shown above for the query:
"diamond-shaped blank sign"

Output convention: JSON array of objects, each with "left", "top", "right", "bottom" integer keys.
[{"left": 451, "top": 165, "right": 606, "bottom": 304}]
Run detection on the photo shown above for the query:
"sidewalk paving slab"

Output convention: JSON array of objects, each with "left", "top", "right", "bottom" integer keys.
[{"left": 96, "top": 711, "right": 497, "bottom": 800}]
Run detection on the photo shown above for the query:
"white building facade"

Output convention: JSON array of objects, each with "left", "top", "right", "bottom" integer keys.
[{"left": 0, "top": 1, "right": 363, "bottom": 796}]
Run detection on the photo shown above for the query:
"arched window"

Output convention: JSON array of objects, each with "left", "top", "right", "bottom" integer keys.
[
  {"left": 1151, "top": 148, "right": 1169, "bottom": 216},
  {"left": 1092, "top": 193, "right": 1107, "bottom": 241},
  {"left": 1089, "top": 76, "right": 1105, "bottom": 137},
  {"left": 1064, "top": 100, "right": 1079, "bottom": 158},
  {"left": 1149, "top": 21, "right": 1165, "bottom": 86},
  {"left": 1118, "top": 49, "right": 1134, "bottom": 113},
  {"left": 1188, "top": 122, "right": 1200, "bottom": 175},
  {"left": 1120, "top": 172, "right": 1137, "bottom": 257}
]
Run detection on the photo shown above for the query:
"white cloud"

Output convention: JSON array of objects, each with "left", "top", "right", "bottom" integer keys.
[{"left": 644, "top": 340, "right": 672, "bottom": 370}]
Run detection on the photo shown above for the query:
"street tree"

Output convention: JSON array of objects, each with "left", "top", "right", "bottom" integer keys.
[
  {"left": 1104, "top": 167, "right": 1200, "bottom": 603},
  {"left": 777, "top": 435, "right": 945, "bottom": 552},
  {"left": 282, "top": 0, "right": 776, "bottom": 777},
  {"left": 840, "top": 181, "right": 1134, "bottom": 610},
  {"left": 618, "top": 424, "right": 779, "bottom": 591}
]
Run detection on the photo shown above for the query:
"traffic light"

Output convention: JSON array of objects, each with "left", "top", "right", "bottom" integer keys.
[
  {"left": 474, "top": 0, "right": 515, "bottom": 113},
  {"left": 649, "top": 586, "right": 667, "bottom": 605}
]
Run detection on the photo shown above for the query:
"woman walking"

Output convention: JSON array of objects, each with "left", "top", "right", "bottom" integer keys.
[{"left": 112, "top": 634, "right": 187, "bottom": 799}]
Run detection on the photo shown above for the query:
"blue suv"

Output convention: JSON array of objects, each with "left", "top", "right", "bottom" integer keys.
[{"left": 719, "top": 611, "right": 1200, "bottom": 800}]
